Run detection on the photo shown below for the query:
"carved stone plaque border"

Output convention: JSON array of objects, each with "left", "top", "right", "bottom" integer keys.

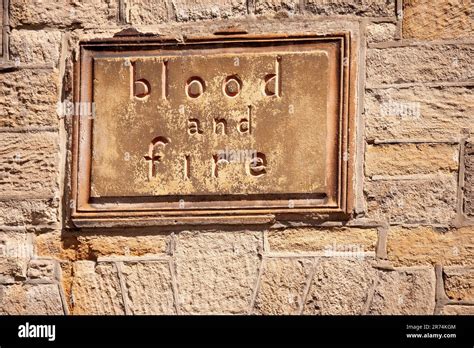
[{"left": 71, "top": 33, "right": 356, "bottom": 228}]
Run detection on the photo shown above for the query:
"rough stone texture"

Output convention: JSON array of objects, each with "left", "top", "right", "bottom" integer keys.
[
  {"left": 77, "top": 233, "right": 169, "bottom": 258},
  {"left": 172, "top": 0, "right": 247, "bottom": 21},
  {"left": 403, "top": 0, "right": 474, "bottom": 40},
  {"left": 0, "top": 199, "right": 59, "bottom": 227},
  {"left": 71, "top": 261, "right": 125, "bottom": 315},
  {"left": 121, "top": 261, "right": 175, "bottom": 314},
  {"left": 254, "top": 258, "right": 313, "bottom": 315},
  {"left": 128, "top": 0, "right": 169, "bottom": 24},
  {"left": 0, "top": 69, "right": 59, "bottom": 128},
  {"left": 366, "top": 22, "right": 397, "bottom": 44},
  {"left": 175, "top": 231, "right": 261, "bottom": 314},
  {"left": 303, "top": 259, "right": 377, "bottom": 315},
  {"left": 0, "top": 132, "right": 59, "bottom": 199},
  {"left": 35, "top": 232, "right": 77, "bottom": 262},
  {"left": 465, "top": 141, "right": 474, "bottom": 217},
  {"left": 367, "top": 45, "right": 474, "bottom": 85},
  {"left": 365, "top": 175, "right": 458, "bottom": 224},
  {"left": 27, "top": 259, "right": 57, "bottom": 282},
  {"left": 0, "top": 284, "right": 64, "bottom": 314},
  {"left": 365, "top": 86, "right": 474, "bottom": 141},
  {"left": 368, "top": 268, "right": 436, "bottom": 315},
  {"left": 9, "top": 0, "right": 119, "bottom": 28},
  {"left": 306, "top": 0, "right": 395, "bottom": 16},
  {"left": 0, "top": 231, "right": 34, "bottom": 284},
  {"left": 9, "top": 30, "right": 62, "bottom": 66},
  {"left": 365, "top": 144, "right": 458, "bottom": 177},
  {"left": 443, "top": 267, "right": 474, "bottom": 301},
  {"left": 267, "top": 228, "right": 378, "bottom": 253},
  {"left": 441, "top": 305, "right": 474, "bottom": 315},
  {"left": 254, "top": 0, "right": 300, "bottom": 15},
  {"left": 387, "top": 227, "right": 474, "bottom": 266}
]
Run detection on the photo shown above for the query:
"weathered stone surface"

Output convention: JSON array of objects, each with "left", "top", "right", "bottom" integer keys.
[
  {"left": 366, "top": 22, "right": 397, "bottom": 44},
  {"left": 9, "top": 0, "right": 119, "bottom": 28},
  {"left": 77, "top": 233, "right": 169, "bottom": 258},
  {"left": 365, "top": 86, "right": 474, "bottom": 141},
  {"left": 387, "top": 227, "right": 474, "bottom": 266},
  {"left": 254, "top": 258, "right": 313, "bottom": 314},
  {"left": 0, "top": 132, "right": 59, "bottom": 199},
  {"left": 254, "top": 0, "right": 300, "bottom": 15},
  {"left": 175, "top": 230, "right": 261, "bottom": 314},
  {"left": 35, "top": 232, "right": 77, "bottom": 261},
  {"left": 443, "top": 267, "right": 474, "bottom": 301},
  {"left": 9, "top": 30, "right": 62, "bottom": 66},
  {"left": 268, "top": 228, "right": 377, "bottom": 253},
  {"left": 365, "top": 144, "right": 458, "bottom": 177},
  {"left": 365, "top": 175, "right": 458, "bottom": 224},
  {"left": 303, "top": 259, "right": 377, "bottom": 315},
  {"left": 0, "top": 284, "right": 64, "bottom": 314},
  {"left": 403, "top": 0, "right": 473, "bottom": 40},
  {"left": 367, "top": 45, "right": 474, "bottom": 85},
  {"left": 368, "top": 268, "right": 436, "bottom": 315},
  {"left": 27, "top": 259, "right": 57, "bottom": 282},
  {"left": 465, "top": 141, "right": 474, "bottom": 217},
  {"left": 306, "top": 0, "right": 395, "bottom": 16},
  {"left": 0, "top": 199, "right": 59, "bottom": 226},
  {"left": 172, "top": 0, "right": 247, "bottom": 21},
  {"left": 121, "top": 261, "right": 175, "bottom": 314},
  {"left": 0, "top": 231, "right": 34, "bottom": 283},
  {"left": 441, "top": 305, "right": 474, "bottom": 315},
  {"left": 71, "top": 261, "right": 124, "bottom": 314},
  {"left": 0, "top": 69, "right": 59, "bottom": 128},
  {"left": 128, "top": 0, "right": 169, "bottom": 24}
]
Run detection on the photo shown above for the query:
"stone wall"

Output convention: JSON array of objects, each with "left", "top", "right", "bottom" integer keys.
[{"left": 0, "top": 0, "right": 473, "bottom": 315}]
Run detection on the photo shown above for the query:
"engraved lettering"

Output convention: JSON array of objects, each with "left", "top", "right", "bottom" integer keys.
[
  {"left": 130, "top": 61, "right": 151, "bottom": 100},
  {"left": 188, "top": 118, "right": 203, "bottom": 135},
  {"left": 186, "top": 77, "right": 205, "bottom": 98},
  {"left": 213, "top": 118, "right": 227, "bottom": 135},
  {"left": 264, "top": 56, "right": 281, "bottom": 97},
  {"left": 144, "top": 136, "right": 169, "bottom": 180},
  {"left": 248, "top": 152, "right": 267, "bottom": 177},
  {"left": 223, "top": 75, "right": 242, "bottom": 97},
  {"left": 212, "top": 154, "right": 229, "bottom": 178}
]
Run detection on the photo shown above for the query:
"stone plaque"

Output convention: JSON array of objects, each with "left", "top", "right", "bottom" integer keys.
[{"left": 71, "top": 34, "right": 355, "bottom": 227}]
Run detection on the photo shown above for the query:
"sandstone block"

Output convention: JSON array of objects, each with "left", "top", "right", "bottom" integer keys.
[
  {"left": 443, "top": 267, "right": 474, "bottom": 301},
  {"left": 254, "top": 258, "right": 313, "bottom": 314},
  {"left": 254, "top": 0, "right": 300, "bottom": 15},
  {"left": 175, "top": 230, "right": 261, "bottom": 314},
  {"left": 127, "top": 0, "right": 169, "bottom": 24},
  {"left": 366, "top": 22, "right": 397, "bottom": 44},
  {"left": 0, "top": 132, "right": 59, "bottom": 199},
  {"left": 306, "top": 0, "right": 395, "bottom": 16},
  {"left": 368, "top": 267, "right": 436, "bottom": 315},
  {"left": 27, "top": 259, "right": 57, "bottom": 282},
  {"left": 121, "top": 261, "right": 175, "bottom": 314},
  {"left": 9, "top": 30, "right": 62, "bottom": 66},
  {"left": 365, "top": 144, "right": 458, "bottom": 177},
  {"left": 0, "top": 69, "right": 59, "bottom": 128},
  {"left": 365, "top": 86, "right": 474, "bottom": 141},
  {"left": 9, "top": 0, "right": 119, "bottom": 28},
  {"left": 367, "top": 45, "right": 473, "bottom": 85},
  {"left": 387, "top": 227, "right": 474, "bottom": 266},
  {"left": 303, "top": 259, "right": 377, "bottom": 315},
  {"left": 0, "top": 284, "right": 63, "bottom": 314},
  {"left": 71, "top": 261, "right": 125, "bottom": 314},
  {"left": 365, "top": 175, "right": 458, "bottom": 224},
  {"left": 171, "top": 0, "right": 247, "bottom": 21},
  {"left": 267, "top": 227, "right": 378, "bottom": 253},
  {"left": 0, "top": 199, "right": 59, "bottom": 227},
  {"left": 403, "top": 0, "right": 474, "bottom": 40}
]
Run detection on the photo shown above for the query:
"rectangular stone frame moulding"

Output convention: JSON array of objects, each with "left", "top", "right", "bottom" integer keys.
[{"left": 70, "top": 32, "right": 357, "bottom": 228}]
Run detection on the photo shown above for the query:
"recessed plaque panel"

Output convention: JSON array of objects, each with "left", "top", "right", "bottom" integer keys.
[{"left": 71, "top": 34, "right": 355, "bottom": 227}]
